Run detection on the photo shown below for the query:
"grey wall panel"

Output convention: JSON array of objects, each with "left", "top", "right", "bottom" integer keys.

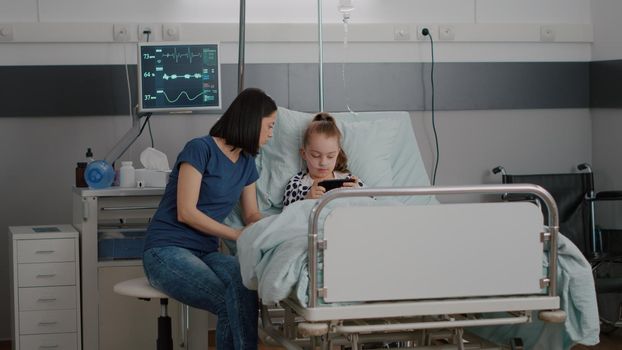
[
  {"left": 435, "top": 62, "right": 589, "bottom": 110},
  {"left": 220, "top": 63, "right": 289, "bottom": 111},
  {"left": 590, "top": 60, "right": 622, "bottom": 108},
  {"left": 0, "top": 65, "right": 138, "bottom": 117},
  {"left": 290, "top": 62, "right": 589, "bottom": 112},
  {"left": 289, "top": 63, "right": 426, "bottom": 112},
  {"left": 287, "top": 63, "right": 321, "bottom": 112},
  {"left": 0, "top": 62, "right": 591, "bottom": 116},
  {"left": 323, "top": 63, "right": 426, "bottom": 112}
]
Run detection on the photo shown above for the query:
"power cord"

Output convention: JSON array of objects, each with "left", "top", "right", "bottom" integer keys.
[
  {"left": 422, "top": 28, "right": 439, "bottom": 186},
  {"left": 143, "top": 29, "right": 155, "bottom": 148},
  {"left": 112, "top": 113, "right": 152, "bottom": 165}
]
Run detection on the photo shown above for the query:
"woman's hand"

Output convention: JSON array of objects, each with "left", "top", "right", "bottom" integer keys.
[
  {"left": 342, "top": 176, "right": 360, "bottom": 188},
  {"left": 305, "top": 181, "right": 326, "bottom": 199}
]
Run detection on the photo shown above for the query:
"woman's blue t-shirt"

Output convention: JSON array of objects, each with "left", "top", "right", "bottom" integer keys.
[{"left": 144, "top": 136, "right": 259, "bottom": 254}]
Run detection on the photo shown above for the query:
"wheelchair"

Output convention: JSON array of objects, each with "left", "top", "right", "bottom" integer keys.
[{"left": 492, "top": 163, "right": 622, "bottom": 333}]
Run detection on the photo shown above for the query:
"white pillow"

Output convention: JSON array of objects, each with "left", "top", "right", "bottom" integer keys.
[{"left": 256, "top": 107, "right": 399, "bottom": 211}]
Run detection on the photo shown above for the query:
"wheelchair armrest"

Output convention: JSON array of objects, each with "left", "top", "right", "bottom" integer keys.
[{"left": 594, "top": 191, "right": 622, "bottom": 201}]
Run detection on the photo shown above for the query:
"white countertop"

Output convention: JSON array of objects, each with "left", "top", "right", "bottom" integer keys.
[{"left": 73, "top": 186, "right": 165, "bottom": 197}]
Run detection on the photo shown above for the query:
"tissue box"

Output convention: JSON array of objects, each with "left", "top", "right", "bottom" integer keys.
[{"left": 135, "top": 168, "right": 171, "bottom": 188}]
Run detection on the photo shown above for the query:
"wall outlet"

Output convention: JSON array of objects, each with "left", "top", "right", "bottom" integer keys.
[
  {"left": 439, "top": 25, "right": 455, "bottom": 41},
  {"left": 0, "top": 24, "right": 14, "bottom": 41},
  {"left": 162, "top": 24, "right": 180, "bottom": 41},
  {"left": 540, "top": 25, "right": 555, "bottom": 42},
  {"left": 113, "top": 24, "right": 130, "bottom": 42},
  {"left": 394, "top": 25, "right": 411, "bottom": 41},
  {"left": 417, "top": 25, "right": 435, "bottom": 41},
  {"left": 138, "top": 24, "right": 156, "bottom": 42}
]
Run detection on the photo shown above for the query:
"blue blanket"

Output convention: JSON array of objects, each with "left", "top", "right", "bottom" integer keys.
[{"left": 236, "top": 198, "right": 600, "bottom": 349}]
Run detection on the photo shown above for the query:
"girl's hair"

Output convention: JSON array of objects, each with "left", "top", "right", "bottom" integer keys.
[
  {"left": 303, "top": 112, "right": 349, "bottom": 173},
  {"left": 210, "top": 87, "right": 277, "bottom": 156}
]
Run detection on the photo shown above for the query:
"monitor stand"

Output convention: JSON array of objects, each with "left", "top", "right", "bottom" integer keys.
[{"left": 104, "top": 106, "right": 151, "bottom": 165}]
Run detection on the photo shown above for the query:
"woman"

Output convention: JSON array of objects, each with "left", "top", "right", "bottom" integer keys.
[{"left": 143, "top": 88, "right": 277, "bottom": 350}]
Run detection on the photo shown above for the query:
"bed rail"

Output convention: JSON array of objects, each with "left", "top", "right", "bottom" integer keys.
[{"left": 307, "top": 184, "right": 559, "bottom": 308}]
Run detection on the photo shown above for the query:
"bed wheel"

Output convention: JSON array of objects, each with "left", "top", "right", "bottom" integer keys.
[
  {"left": 538, "top": 310, "right": 567, "bottom": 323},
  {"left": 510, "top": 337, "right": 524, "bottom": 350},
  {"left": 298, "top": 322, "right": 329, "bottom": 338}
]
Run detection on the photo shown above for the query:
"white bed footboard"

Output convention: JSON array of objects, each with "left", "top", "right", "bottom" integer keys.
[
  {"left": 308, "top": 184, "right": 561, "bottom": 309},
  {"left": 322, "top": 202, "right": 544, "bottom": 303}
]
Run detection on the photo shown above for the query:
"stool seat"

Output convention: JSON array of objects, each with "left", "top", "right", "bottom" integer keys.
[{"left": 113, "top": 277, "right": 168, "bottom": 299}]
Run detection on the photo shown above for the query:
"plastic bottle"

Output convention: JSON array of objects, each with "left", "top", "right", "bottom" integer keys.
[
  {"left": 119, "top": 161, "right": 136, "bottom": 188},
  {"left": 85, "top": 160, "right": 115, "bottom": 189},
  {"left": 86, "top": 148, "right": 94, "bottom": 163}
]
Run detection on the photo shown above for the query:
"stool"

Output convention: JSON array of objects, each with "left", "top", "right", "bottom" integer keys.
[{"left": 113, "top": 277, "right": 174, "bottom": 350}]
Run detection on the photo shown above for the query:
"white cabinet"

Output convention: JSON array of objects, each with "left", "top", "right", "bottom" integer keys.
[
  {"left": 9, "top": 225, "right": 81, "bottom": 350},
  {"left": 72, "top": 187, "right": 210, "bottom": 350}
]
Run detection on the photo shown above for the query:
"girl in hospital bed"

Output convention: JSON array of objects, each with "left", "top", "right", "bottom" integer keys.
[{"left": 283, "top": 112, "right": 364, "bottom": 207}]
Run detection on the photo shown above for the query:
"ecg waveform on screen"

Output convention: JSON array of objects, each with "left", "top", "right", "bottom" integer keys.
[
  {"left": 162, "top": 73, "right": 203, "bottom": 80},
  {"left": 161, "top": 48, "right": 203, "bottom": 64},
  {"left": 159, "top": 90, "right": 207, "bottom": 103}
]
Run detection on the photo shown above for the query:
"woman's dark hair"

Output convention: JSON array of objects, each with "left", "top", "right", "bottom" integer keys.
[
  {"left": 210, "top": 88, "right": 277, "bottom": 156},
  {"left": 303, "top": 112, "right": 349, "bottom": 173}
]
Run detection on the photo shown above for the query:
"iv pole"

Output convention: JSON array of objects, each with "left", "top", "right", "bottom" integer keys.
[
  {"left": 317, "top": 0, "right": 324, "bottom": 112},
  {"left": 238, "top": 0, "right": 246, "bottom": 94}
]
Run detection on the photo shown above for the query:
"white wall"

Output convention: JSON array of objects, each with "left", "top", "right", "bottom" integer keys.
[
  {"left": 0, "top": 0, "right": 596, "bottom": 341},
  {"left": 0, "top": 0, "right": 592, "bottom": 24},
  {"left": 590, "top": 0, "right": 622, "bottom": 60}
]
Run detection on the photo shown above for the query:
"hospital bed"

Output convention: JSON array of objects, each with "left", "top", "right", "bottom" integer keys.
[{"left": 228, "top": 108, "right": 599, "bottom": 349}]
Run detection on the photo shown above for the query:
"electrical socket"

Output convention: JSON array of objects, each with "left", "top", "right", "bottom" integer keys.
[
  {"left": 162, "top": 24, "right": 180, "bottom": 41},
  {"left": 393, "top": 25, "right": 411, "bottom": 41},
  {"left": 0, "top": 24, "right": 14, "bottom": 41},
  {"left": 439, "top": 25, "right": 455, "bottom": 41},
  {"left": 540, "top": 25, "right": 555, "bottom": 42},
  {"left": 113, "top": 24, "right": 130, "bottom": 42},
  {"left": 417, "top": 25, "right": 435, "bottom": 40},
  {"left": 138, "top": 24, "right": 156, "bottom": 42}
]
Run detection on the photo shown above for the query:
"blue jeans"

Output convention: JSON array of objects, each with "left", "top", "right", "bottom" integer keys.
[{"left": 143, "top": 246, "right": 258, "bottom": 350}]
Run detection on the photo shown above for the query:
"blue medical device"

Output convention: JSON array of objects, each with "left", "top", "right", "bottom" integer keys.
[{"left": 137, "top": 42, "right": 222, "bottom": 113}]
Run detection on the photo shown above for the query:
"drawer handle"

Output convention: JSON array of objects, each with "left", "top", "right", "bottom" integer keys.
[
  {"left": 39, "top": 345, "right": 59, "bottom": 349},
  {"left": 38, "top": 321, "right": 58, "bottom": 326},
  {"left": 36, "top": 274, "right": 57, "bottom": 278},
  {"left": 101, "top": 205, "right": 158, "bottom": 211},
  {"left": 37, "top": 298, "right": 58, "bottom": 302},
  {"left": 35, "top": 250, "right": 56, "bottom": 254}
]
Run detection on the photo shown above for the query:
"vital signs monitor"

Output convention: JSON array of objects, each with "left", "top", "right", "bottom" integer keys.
[{"left": 138, "top": 42, "right": 221, "bottom": 113}]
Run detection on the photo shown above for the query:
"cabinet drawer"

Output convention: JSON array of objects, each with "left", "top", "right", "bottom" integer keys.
[
  {"left": 19, "top": 286, "right": 77, "bottom": 311},
  {"left": 18, "top": 263, "right": 76, "bottom": 287},
  {"left": 18, "top": 239, "right": 75, "bottom": 263},
  {"left": 20, "top": 310, "right": 77, "bottom": 335},
  {"left": 20, "top": 333, "right": 78, "bottom": 350},
  {"left": 98, "top": 196, "right": 160, "bottom": 221}
]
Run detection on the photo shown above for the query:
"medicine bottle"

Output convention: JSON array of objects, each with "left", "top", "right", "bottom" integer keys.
[
  {"left": 119, "top": 161, "right": 136, "bottom": 188},
  {"left": 75, "top": 162, "right": 88, "bottom": 187}
]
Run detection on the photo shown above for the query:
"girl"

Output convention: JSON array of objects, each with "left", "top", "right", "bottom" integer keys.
[
  {"left": 283, "top": 112, "right": 364, "bottom": 207},
  {"left": 143, "top": 88, "right": 277, "bottom": 350}
]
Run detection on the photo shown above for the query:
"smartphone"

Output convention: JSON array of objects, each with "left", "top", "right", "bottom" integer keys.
[{"left": 318, "top": 178, "right": 355, "bottom": 191}]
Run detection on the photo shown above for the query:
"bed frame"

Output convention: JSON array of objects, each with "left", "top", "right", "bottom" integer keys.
[{"left": 259, "top": 184, "right": 566, "bottom": 349}]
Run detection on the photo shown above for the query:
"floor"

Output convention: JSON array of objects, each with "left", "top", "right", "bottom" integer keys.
[{"left": 1, "top": 330, "right": 620, "bottom": 349}]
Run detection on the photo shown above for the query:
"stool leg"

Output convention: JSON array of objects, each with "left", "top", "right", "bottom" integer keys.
[{"left": 157, "top": 298, "right": 173, "bottom": 350}]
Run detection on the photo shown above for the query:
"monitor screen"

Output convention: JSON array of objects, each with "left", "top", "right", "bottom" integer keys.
[{"left": 138, "top": 42, "right": 221, "bottom": 113}]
